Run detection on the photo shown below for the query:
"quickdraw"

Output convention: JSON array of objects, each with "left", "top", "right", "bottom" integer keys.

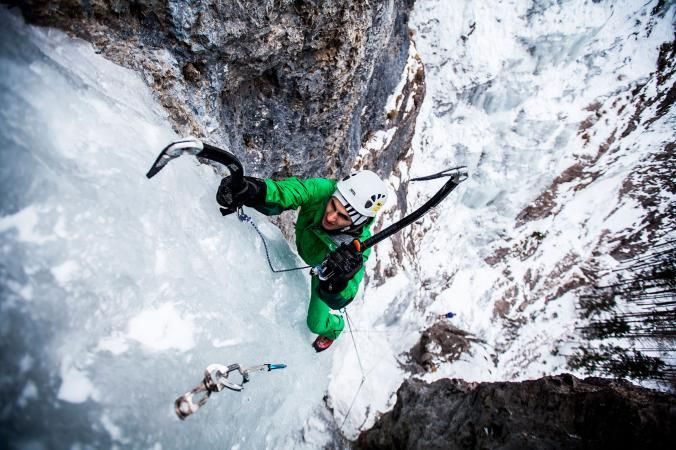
[{"left": 174, "top": 362, "right": 286, "bottom": 420}]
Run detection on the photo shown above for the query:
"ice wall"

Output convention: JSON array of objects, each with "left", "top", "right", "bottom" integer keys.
[{"left": 0, "top": 9, "right": 328, "bottom": 449}]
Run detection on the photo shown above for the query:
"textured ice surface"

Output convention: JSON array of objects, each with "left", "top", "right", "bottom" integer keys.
[{"left": 0, "top": 9, "right": 328, "bottom": 449}]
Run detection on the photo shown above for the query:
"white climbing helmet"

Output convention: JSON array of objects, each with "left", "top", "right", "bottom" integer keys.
[{"left": 333, "top": 170, "right": 388, "bottom": 228}]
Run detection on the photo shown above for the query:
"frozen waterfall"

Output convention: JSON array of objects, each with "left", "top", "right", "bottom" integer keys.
[{"left": 0, "top": 10, "right": 329, "bottom": 449}]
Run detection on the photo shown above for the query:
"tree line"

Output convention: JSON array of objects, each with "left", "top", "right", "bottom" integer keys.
[{"left": 568, "top": 238, "right": 675, "bottom": 388}]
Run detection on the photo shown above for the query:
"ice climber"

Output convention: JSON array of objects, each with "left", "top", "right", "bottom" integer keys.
[{"left": 216, "top": 171, "right": 388, "bottom": 352}]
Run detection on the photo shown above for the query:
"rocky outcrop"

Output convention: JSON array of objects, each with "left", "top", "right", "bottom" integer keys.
[
  {"left": 357, "top": 374, "right": 676, "bottom": 450},
  {"left": 7, "top": 0, "right": 421, "bottom": 181},
  {"left": 406, "top": 321, "right": 484, "bottom": 373}
]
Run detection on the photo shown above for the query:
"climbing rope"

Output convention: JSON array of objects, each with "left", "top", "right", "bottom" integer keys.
[
  {"left": 237, "top": 207, "right": 368, "bottom": 430},
  {"left": 236, "top": 207, "right": 311, "bottom": 273},
  {"left": 339, "top": 309, "right": 367, "bottom": 430}
]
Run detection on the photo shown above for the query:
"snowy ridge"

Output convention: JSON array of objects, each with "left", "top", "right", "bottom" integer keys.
[{"left": 326, "top": 0, "right": 675, "bottom": 439}]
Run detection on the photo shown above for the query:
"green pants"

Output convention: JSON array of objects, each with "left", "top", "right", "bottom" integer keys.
[{"left": 306, "top": 277, "right": 345, "bottom": 339}]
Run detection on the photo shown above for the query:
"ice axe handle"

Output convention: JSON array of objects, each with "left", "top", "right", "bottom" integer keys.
[
  {"left": 220, "top": 207, "right": 237, "bottom": 216},
  {"left": 360, "top": 171, "right": 466, "bottom": 251}
]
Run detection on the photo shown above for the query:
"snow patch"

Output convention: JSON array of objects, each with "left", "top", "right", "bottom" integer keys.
[
  {"left": 100, "top": 413, "right": 128, "bottom": 444},
  {"left": 384, "top": 40, "right": 422, "bottom": 118},
  {"left": 18, "top": 381, "right": 39, "bottom": 407},
  {"left": 19, "top": 354, "right": 34, "bottom": 373},
  {"left": 126, "top": 304, "right": 195, "bottom": 352},
  {"left": 57, "top": 360, "right": 97, "bottom": 403},
  {"left": 212, "top": 338, "right": 242, "bottom": 348},
  {"left": 19, "top": 284, "right": 34, "bottom": 300},
  {"left": 96, "top": 333, "right": 129, "bottom": 355},
  {"left": 51, "top": 260, "right": 80, "bottom": 285},
  {"left": 363, "top": 128, "right": 398, "bottom": 153},
  {"left": 0, "top": 206, "right": 54, "bottom": 244}
]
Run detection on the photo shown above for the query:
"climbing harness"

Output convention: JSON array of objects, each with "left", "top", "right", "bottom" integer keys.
[{"left": 174, "top": 362, "right": 286, "bottom": 420}]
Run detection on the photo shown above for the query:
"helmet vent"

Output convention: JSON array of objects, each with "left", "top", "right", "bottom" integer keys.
[{"left": 364, "top": 193, "right": 386, "bottom": 211}]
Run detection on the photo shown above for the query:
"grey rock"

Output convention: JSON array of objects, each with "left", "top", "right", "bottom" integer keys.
[
  {"left": 407, "top": 321, "right": 484, "bottom": 373},
  {"left": 357, "top": 374, "right": 676, "bottom": 450},
  {"left": 9, "top": 0, "right": 422, "bottom": 183}
]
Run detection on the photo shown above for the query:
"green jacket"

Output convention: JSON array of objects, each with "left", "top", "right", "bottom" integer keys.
[{"left": 260, "top": 177, "right": 373, "bottom": 308}]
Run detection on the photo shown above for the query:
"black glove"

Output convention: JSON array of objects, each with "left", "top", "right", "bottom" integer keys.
[
  {"left": 216, "top": 176, "right": 266, "bottom": 214},
  {"left": 318, "top": 242, "right": 364, "bottom": 294}
]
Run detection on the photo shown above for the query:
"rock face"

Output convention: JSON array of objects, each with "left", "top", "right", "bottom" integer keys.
[
  {"left": 406, "top": 321, "right": 485, "bottom": 373},
  {"left": 357, "top": 375, "right": 676, "bottom": 450},
  {"left": 8, "top": 0, "right": 420, "bottom": 181}
]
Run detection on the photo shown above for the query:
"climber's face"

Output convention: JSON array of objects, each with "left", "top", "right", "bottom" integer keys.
[{"left": 322, "top": 197, "right": 353, "bottom": 231}]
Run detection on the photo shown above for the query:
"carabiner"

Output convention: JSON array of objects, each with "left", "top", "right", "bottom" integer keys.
[
  {"left": 204, "top": 363, "right": 248, "bottom": 392},
  {"left": 174, "top": 362, "right": 286, "bottom": 420},
  {"left": 174, "top": 381, "right": 212, "bottom": 420}
]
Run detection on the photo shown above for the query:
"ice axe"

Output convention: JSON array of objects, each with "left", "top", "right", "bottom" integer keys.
[
  {"left": 311, "top": 166, "right": 469, "bottom": 281},
  {"left": 146, "top": 137, "right": 245, "bottom": 216}
]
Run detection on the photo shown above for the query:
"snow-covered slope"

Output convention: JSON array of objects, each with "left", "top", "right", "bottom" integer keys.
[
  {"left": 327, "top": 0, "right": 675, "bottom": 438},
  {"left": 0, "top": 10, "right": 330, "bottom": 449}
]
